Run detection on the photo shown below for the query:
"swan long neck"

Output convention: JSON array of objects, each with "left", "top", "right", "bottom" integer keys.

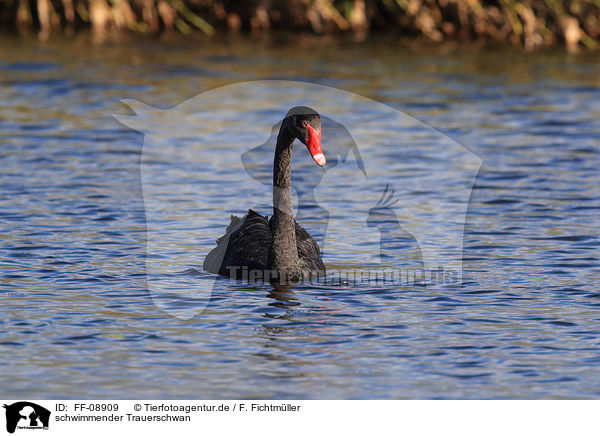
[{"left": 269, "top": 125, "right": 300, "bottom": 273}]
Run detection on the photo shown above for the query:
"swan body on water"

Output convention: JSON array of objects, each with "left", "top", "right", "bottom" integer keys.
[{"left": 204, "top": 107, "right": 326, "bottom": 282}]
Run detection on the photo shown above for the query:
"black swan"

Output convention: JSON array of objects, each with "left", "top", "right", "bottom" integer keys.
[
  {"left": 203, "top": 106, "right": 327, "bottom": 282},
  {"left": 241, "top": 115, "right": 367, "bottom": 247}
]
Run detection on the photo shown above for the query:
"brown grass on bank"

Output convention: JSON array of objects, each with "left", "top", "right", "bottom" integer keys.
[{"left": 1, "top": 0, "right": 598, "bottom": 51}]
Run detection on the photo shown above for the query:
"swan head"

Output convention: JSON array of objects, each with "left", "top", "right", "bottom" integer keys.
[{"left": 284, "top": 106, "right": 325, "bottom": 166}]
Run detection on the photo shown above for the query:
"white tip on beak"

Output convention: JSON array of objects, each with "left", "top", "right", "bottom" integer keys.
[{"left": 313, "top": 153, "right": 326, "bottom": 166}]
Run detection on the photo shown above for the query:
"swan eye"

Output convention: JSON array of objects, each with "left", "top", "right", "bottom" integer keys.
[{"left": 301, "top": 120, "right": 308, "bottom": 128}]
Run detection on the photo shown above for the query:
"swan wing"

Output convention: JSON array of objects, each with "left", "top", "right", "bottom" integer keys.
[
  {"left": 204, "top": 210, "right": 271, "bottom": 277},
  {"left": 295, "top": 221, "right": 326, "bottom": 273}
]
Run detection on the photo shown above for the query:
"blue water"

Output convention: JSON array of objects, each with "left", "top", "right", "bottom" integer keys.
[{"left": 1, "top": 37, "right": 599, "bottom": 399}]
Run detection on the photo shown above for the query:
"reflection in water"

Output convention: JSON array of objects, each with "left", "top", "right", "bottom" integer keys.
[
  {"left": 266, "top": 284, "right": 299, "bottom": 311},
  {"left": 0, "top": 37, "right": 599, "bottom": 399}
]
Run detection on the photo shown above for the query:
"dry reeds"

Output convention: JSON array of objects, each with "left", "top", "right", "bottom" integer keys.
[{"left": 0, "top": 0, "right": 598, "bottom": 50}]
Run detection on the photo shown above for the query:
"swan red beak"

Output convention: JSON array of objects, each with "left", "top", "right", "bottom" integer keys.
[{"left": 306, "top": 124, "right": 325, "bottom": 166}]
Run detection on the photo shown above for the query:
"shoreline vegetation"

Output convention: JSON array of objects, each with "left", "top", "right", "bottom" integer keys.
[{"left": 1, "top": 0, "right": 598, "bottom": 51}]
